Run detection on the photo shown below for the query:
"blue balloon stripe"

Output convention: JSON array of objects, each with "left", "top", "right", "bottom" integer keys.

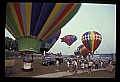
[
  {"left": 34, "top": 3, "right": 56, "bottom": 36},
  {"left": 20, "top": 3, "right": 27, "bottom": 36},
  {"left": 43, "top": 4, "right": 67, "bottom": 36},
  {"left": 30, "top": 3, "right": 43, "bottom": 36}
]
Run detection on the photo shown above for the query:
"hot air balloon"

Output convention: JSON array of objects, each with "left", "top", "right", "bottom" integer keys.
[
  {"left": 78, "top": 44, "right": 90, "bottom": 59},
  {"left": 77, "top": 44, "right": 84, "bottom": 50},
  {"left": 81, "top": 31, "right": 102, "bottom": 57},
  {"left": 61, "top": 35, "right": 77, "bottom": 47},
  {"left": 6, "top": 2, "right": 81, "bottom": 53},
  {"left": 74, "top": 50, "right": 80, "bottom": 56},
  {"left": 40, "top": 30, "right": 61, "bottom": 55}
]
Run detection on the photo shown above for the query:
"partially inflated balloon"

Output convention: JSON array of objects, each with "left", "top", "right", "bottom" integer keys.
[
  {"left": 6, "top": 2, "right": 81, "bottom": 53},
  {"left": 81, "top": 31, "right": 102, "bottom": 56},
  {"left": 40, "top": 30, "right": 61, "bottom": 53},
  {"left": 74, "top": 50, "right": 80, "bottom": 56},
  {"left": 78, "top": 44, "right": 89, "bottom": 58},
  {"left": 61, "top": 35, "right": 77, "bottom": 47}
]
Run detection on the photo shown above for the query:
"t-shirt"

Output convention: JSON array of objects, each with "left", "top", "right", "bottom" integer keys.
[
  {"left": 56, "top": 60, "right": 59, "bottom": 65},
  {"left": 81, "top": 63, "right": 84, "bottom": 68},
  {"left": 67, "top": 62, "right": 70, "bottom": 67},
  {"left": 88, "top": 61, "right": 93, "bottom": 66}
]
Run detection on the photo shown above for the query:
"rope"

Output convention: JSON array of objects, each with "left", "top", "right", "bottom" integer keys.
[{"left": 89, "top": 6, "right": 113, "bottom": 53}]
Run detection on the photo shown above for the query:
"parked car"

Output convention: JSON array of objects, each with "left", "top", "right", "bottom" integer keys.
[{"left": 42, "top": 57, "right": 56, "bottom": 66}]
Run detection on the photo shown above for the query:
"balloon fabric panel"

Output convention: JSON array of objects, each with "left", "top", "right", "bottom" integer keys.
[
  {"left": 30, "top": 3, "right": 43, "bottom": 36},
  {"left": 41, "top": 30, "right": 61, "bottom": 49}
]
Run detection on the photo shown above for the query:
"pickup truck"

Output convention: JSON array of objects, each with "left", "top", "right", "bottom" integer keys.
[{"left": 42, "top": 57, "right": 56, "bottom": 66}]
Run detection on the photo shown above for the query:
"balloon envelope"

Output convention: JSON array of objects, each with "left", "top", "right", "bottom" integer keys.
[
  {"left": 78, "top": 44, "right": 89, "bottom": 58},
  {"left": 74, "top": 50, "right": 80, "bottom": 56},
  {"left": 81, "top": 31, "right": 102, "bottom": 55},
  {"left": 6, "top": 2, "right": 81, "bottom": 53},
  {"left": 40, "top": 30, "right": 61, "bottom": 53},
  {"left": 61, "top": 35, "right": 77, "bottom": 46}
]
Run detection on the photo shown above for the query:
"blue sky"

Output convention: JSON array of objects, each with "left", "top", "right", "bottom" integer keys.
[{"left": 5, "top": 3, "right": 116, "bottom": 55}]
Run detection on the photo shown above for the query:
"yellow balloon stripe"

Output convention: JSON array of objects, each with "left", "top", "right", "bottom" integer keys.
[
  {"left": 42, "top": 3, "right": 78, "bottom": 40},
  {"left": 25, "top": 2, "right": 32, "bottom": 36},
  {"left": 37, "top": 3, "right": 63, "bottom": 39},
  {"left": 6, "top": 15, "right": 18, "bottom": 37},
  {"left": 91, "top": 31, "right": 94, "bottom": 54},
  {"left": 9, "top": 3, "right": 23, "bottom": 37},
  {"left": 6, "top": 23, "right": 16, "bottom": 38}
]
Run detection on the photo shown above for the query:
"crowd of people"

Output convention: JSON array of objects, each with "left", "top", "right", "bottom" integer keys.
[{"left": 65, "top": 58, "right": 114, "bottom": 74}]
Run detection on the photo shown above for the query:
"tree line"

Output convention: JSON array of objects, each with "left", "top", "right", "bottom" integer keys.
[{"left": 5, "top": 37, "right": 18, "bottom": 51}]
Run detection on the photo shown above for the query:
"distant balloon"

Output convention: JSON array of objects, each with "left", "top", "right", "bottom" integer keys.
[
  {"left": 74, "top": 50, "right": 80, "bottom": 56},
  {"left": 77, "top": 44, "right": 89, "bottom": 58},
  {"left": 81, "top": 31, "right": 102, "bottom": 56},
  {"left": 77, "top": 45, "right": 84, "bottom": 50},
  {"left": 6, "top": 2, "right": 81, "bottom": 53},
  {"left": 61, "top": 35, "right": 77, "bottom": 47}
]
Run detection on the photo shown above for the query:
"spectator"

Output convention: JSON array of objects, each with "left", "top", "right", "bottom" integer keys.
[
  {"left": 84, "top": 60, "right": 88, "bottom": 71},
  {"left": 108, "top": 60, "right": 113, "bottom": 73},
  {"left": 81, "top": 60, "right": 85, "bottom": 73},
  {"left": 72, "top": 59, "right": 78, "bottom": 73},
  {"left": 67, "top": 60, "right": 70, "bottom": 72},
  {"left": 88, "top": 60, "right": 93, "bottom": 74},
  {"left": 95, "top": 60, "right": 99, "bottom": 69},
  {"left": 100, "top": 61, "right": 103, "bottom": 68},
  {"left": 69, "top": 59, "right": 73, "bottom": 72},
  {"left": 56, "top": 60, "right": 60, "bottom": 71}
]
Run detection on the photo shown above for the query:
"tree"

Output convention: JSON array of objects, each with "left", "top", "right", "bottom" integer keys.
[{"left": 5, "top": 37, "right": 18, "bottom": 51}]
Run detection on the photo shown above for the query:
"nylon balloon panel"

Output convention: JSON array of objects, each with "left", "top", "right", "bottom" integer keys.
[
  {"left": 6, "top": 3, "right": 81, "bottom": 40},
  {"left": 41, "top": 30, "right": 61, "bottom": 49}
]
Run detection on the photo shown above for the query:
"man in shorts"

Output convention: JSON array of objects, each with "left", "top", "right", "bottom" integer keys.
[{"left": 88, "top": 60, "right": 93, "bottom": 74}]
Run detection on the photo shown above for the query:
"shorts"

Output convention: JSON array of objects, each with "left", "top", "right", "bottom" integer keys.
[
  {"left": 81, "top": 67, "right": 84, "bottom": 69},
  {"left": 85, "top": 64, "right": 88, "bottom": 67},
  {"left": 88, "top": 66, "right": 91, "bottom": 68}
]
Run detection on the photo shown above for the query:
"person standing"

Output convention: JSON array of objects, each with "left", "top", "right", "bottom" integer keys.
[
  {"left": 100, "top": 61, "right": 103, "bottom": 68},
  {"left": 84, "top": 60, "right": 88, "bottom": 71},
  {"left": 72, "top": 59, "right": 78, "bottom": 73},
  {"left": 81, "top": 60, "right": 85, "bottom": 73},
  {"left": 67, "top": 60, "right": 70, "bottom": 72},
  {"left": 88, "top": 60, "right": 93, "bottom": 74},
  {"left": 95, "top": 60, "right": 99, "bottom": 69},
  {"left": 56, "top": 60, "right": 60, "bottom": 71},
  {"left": 108, "top": 60, "right": 113, "bottom": 73}
]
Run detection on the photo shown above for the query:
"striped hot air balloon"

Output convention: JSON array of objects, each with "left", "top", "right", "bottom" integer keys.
[
  {"left": 81, "top": 31, "right": 102, "bottom": 56},
  {"left": 6, "top": 2, "right": 81, "bottom": 53}
]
